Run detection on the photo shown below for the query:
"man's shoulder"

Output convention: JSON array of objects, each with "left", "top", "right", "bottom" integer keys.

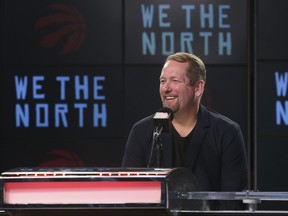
[
  {"left": 203, "top": 106, "right": 240, "bottom": 128},
  {"left": 133, "top": 114, "right": 154, "bottom": 128}
]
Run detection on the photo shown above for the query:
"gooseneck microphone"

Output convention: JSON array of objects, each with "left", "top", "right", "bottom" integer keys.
[{"left": 147, "top": 107, "right": 174, "bottom": 168}]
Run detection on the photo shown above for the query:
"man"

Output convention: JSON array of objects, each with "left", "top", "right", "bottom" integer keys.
[{"left": 122, "top": 52, "right": 248, "bottom": 210}]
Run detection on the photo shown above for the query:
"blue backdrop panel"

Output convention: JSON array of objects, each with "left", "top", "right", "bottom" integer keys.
[
  {"left": 0, "top": 66, "right": 124, "bottom": 139},
  {"left": 125, "top": 0, "right": 247, "bottom": 64}
]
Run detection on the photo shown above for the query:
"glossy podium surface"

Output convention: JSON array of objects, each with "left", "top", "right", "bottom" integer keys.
[
  {"left": 0, "top": 167, "right": 207, "bottom": 215},
  {"left": 1, "top": 167, "right": 288, "bottom": 215}
]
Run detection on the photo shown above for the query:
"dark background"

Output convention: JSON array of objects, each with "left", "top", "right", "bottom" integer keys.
[{"left": 1, "top": 0, "right": 288, "bottom": 210}]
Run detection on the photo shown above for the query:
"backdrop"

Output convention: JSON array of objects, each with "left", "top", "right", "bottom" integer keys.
[{"left": 0, "top": 0, "right": 288, "bottom": 210}]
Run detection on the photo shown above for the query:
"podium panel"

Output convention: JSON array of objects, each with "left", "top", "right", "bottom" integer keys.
[{"left": 0, "top": 167, "right": 207, "bottom": 216}]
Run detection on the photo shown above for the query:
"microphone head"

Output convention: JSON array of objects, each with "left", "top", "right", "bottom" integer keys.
[{"left": 153, "top": 107, "right": 174, "bottom": 132}]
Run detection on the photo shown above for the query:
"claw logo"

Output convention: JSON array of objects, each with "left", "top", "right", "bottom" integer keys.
[{"left": 35, "top": 4, "right": 86, "bottom": 55}]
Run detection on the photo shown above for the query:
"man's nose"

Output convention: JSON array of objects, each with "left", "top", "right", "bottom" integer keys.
[{"left": 162, "top": 81, "right": 172, "bottom": 91}]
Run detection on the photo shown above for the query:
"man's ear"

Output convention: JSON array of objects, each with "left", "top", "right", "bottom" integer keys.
[{"left": 195, "top": 80, "right": 205, "bottom": 97}]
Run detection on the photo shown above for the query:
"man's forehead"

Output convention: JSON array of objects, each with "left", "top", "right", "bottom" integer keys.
[{"left": 160, "top": 70, "right": 189, "bottom": 81}]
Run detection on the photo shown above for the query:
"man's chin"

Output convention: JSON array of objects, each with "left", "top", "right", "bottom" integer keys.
[{"left": 163, "top": 104, "right": 176, "bottom": 112}]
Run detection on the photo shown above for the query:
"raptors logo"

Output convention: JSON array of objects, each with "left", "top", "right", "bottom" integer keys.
[{"left": 35, "top": 4, "right": 86, "bottom": 55}]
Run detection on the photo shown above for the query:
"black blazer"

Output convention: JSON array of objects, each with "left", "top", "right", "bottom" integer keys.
[{"left": 122, "top": 105, "right": 248, "bottom": 209}]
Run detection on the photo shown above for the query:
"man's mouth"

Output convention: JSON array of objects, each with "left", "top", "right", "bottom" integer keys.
[{"left": 165, "top": 96, "right": 176, "bottom": 100}]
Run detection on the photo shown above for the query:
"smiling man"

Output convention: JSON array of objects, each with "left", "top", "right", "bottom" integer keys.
[{"left": 122, "top": 52, "right": 248, "bottom": 210}]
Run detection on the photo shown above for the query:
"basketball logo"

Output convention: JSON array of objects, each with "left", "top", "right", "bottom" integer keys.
[{"left": 35, "top": 3, "right": 86, "bottom": 55}]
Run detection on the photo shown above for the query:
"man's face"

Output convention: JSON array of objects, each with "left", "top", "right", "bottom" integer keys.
[{"left": 159, "top": 60, "right": 196, "bottom": 113}]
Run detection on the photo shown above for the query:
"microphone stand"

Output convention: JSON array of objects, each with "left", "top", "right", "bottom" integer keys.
[{"left": 147, "top": 126, "right": 163, "bottom": 168}]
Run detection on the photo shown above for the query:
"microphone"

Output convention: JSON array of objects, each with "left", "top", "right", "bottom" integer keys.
[
  {"left": 148, "top": 107, "right": 173, "bottom": 168},
  {"left": 153, "top": 107, "right": 174, "bottom": 132}
]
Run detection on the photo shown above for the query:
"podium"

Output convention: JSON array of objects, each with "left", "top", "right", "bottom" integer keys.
[
  {"left": 2, "top": 167, "right": 288, "bottom": 215},
  {"left": 0, "top": 167, "right": 207, "bottom": 216}
]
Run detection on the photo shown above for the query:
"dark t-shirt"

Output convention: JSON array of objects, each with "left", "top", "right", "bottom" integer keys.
[{"left": 172, "top": 125, "right": 194, "bottom": 167}]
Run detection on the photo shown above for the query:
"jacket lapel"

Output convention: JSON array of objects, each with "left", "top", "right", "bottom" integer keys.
[{"left": 186, "top": 105, "right": 210, "bottom": 172}]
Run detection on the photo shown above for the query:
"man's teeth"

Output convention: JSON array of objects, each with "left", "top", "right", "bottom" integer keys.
[{"left": 166, "top": 96, "right": 175, "bottom": 100}]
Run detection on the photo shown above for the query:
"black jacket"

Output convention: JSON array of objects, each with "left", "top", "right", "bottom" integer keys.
[{"left": 122, "top": 105, "right": 248, "bottom": 210}]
